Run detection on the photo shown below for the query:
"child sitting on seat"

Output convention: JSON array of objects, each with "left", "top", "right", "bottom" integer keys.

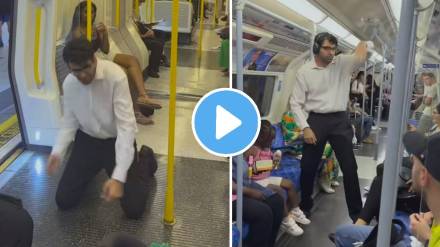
[{"left": 244, "top": 120, "right": 311, "bottom": 237}]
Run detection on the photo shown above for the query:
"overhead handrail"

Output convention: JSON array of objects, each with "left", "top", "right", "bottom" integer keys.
[
  {"left": 34, "top": 6, "right": 43, "bottom": 87},
  {"left": 163, "top": 0, "right": 180, "bottom": 226}
]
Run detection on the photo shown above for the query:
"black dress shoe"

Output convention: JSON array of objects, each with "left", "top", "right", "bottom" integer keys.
[
  {"left": 0, "top": 40, "right": 4, "bottom": 48},
  {"left": 328, "top": 233, "right": 336, "bottom": 243},
  {"left": 147, "top": 70, "right": 160, "bottom": 78}
]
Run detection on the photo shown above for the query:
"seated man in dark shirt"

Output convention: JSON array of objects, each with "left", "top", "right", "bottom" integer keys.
[{"left": 134, "top": 2, "right": 169, "bottom": 79}]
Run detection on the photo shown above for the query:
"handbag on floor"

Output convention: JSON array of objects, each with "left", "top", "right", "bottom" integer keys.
[{"left": 137, "top": 145, "right": 158, "bottom": 179}]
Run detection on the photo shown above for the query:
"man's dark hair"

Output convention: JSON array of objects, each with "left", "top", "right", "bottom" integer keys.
[{"left": 63, "top": 38, "right": 95, "bottom": 65}]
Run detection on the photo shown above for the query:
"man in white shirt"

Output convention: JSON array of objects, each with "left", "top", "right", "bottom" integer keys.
[
  {"left": 290, "top": 32, "right": 368, "bottom": 221},
  {"left": 46, "top": 38, "right": 148, "bottom": 219},
  {"left": 418, "top": 72, "right": 438, "bottom": 134}
]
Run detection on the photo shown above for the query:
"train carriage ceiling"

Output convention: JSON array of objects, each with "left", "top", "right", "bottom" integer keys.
[{"left": 309, "top": 0, "right": 397, "bottom": 58}]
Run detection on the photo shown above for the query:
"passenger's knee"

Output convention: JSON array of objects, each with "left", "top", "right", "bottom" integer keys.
[{"left": 127, "top": 56, "right": 140, "bottom": 68}]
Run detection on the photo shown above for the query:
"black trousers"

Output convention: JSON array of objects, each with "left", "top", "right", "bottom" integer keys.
[
  {"left": 143, "top": 37, "right": 164, "bottom": 73},
  {"left": 299, "top": 111, "right": 362, "bottom": 221},
  {"left": 233, "top": 194, "right": 284, "bottom": 247},
  {"left": 55, "top": 130, "right": 148, "bottom": 219},
  {"left": 0, "top": 195, "right": 33, "bottom": 247}
]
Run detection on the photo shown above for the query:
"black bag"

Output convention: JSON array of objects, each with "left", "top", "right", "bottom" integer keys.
[
  {"left": 137, "top": 145, "right": 158, "bottom": 179},
  {"left": 0, "top": 193, "right": 22, "bottom": 208},
  {"left": 362, "top": 219, "right": 406, "bottom": 247}
]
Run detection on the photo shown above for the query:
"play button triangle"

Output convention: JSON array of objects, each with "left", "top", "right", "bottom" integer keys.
[{"left": 216, "top": 105, "right": 242, "bottom": 140}]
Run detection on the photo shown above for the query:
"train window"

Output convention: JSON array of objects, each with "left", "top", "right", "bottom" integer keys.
[{"left": 232, "top": 74, "right": 275, "bottom": 116}]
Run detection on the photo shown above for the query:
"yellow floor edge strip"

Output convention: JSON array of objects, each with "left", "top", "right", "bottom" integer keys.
[
  {"left": 0, "top": 148, "right": 23, "bottom": 174},
  {"left": 0, "top": 114, "right": 18, "bottom": 134}
]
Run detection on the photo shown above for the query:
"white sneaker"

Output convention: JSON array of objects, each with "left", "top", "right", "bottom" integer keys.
[
  {"left": 281, "top": 216, "right": 304, "bottom": 236},
  {"left": 319, "top": 176, "right": 335, "bottom": 193},
  {"left": 290, "top": 208, "right": 311, "bottom": 225},
  {"left": 331, "top": 180, "right": 340, "bottom": 187}
]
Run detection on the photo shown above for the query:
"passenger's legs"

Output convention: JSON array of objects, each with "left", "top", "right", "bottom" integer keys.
[
  {"left": 357, "top": 175, "right": 383, "bottom": 224},
  {"left": 328, "top": 118, "right": 362, "bottom": 222},
  {"left": 144, "top": 38, "right": 164, "bottom": 74},
  {"left": 113, "top": 54, "right": 161, "bottom": 109},
  {"left": 55, "top": 130, "right": 104, "bottom": 210},
  {"left": 299, "top": 115, "right": 328, "bottom": 214},
  {"left": 265, "top": 194, "right": 285, "bottom": 245},
  {"left": 0, "top": 197, "right": 33, "bottom": 247},
  {"left": 334, "top": 224, "right": 373, "bottom": 247},
  {"left": 362, "top": 116, "right": 374, "bottom": 140},
  {"left": 236, "top": 197, "right": 273, "bottom": 247}
]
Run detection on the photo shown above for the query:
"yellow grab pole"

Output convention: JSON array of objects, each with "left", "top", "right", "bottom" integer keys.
[
  {"left": 197, "top": 0, "right": 205, "bottom": 59},
  {"left": 150, "top": 0, "right": 155, "bottom": 23},
  {"left": 134, "top": 0, "right": 139, "bottom": 18},
  {"left": 145, "top": 0, "right": 149, "bottom": 21},
  {"left": 86, "top": 0, "right": 92, "bottom": 41},
  {"left": 34, "top": 7, "right": 42, "bottom": 87},
  {"left": 214, "top": 0, "right": 218, "bottom": 25},
  {"left": 164, "top": 0, "right": 179, "bottom": 225},
  {"left": 115, "top": 0, "right": 120, "bottom": 28}
]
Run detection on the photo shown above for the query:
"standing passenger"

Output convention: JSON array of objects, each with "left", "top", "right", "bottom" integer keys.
[
  {"left": 418, "top": 72, "right": 438, "bottom": 134},
  {"left": 290, "top": 32, "right": 369, "bottom": 221}
]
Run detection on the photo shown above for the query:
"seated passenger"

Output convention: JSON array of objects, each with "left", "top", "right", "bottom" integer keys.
[
  {"left": 332, "top": 129, "right": 440, "bottom": 247},
  {"left": 281, "top": 111, "right": 340, "bottom": 193},
  {"left": 409, "top": 103, "right": 440, "bottom": 136},
  {"left": 245, "top": 120, "right": 310, "bottom": 237},
  {"left": 133, "top": 15, "right": 168, "bottom": 79},
  {"left": 348, "top": 100, "right": 374, "bottom": 144},
  {"left": 68, "top": 1, "right": 161, "bottom": 125},
  {"left": 232, "top": 156, "right": 284, "bottom": 247},
  {"left": 47, "top": 38, "right": 149, "bottom": 219},
  {"left": 404, "top": 131, "right": 440, "bottom": 246},
  {"left": 0, "top": 194, "right": 33, "bottom": 247}
]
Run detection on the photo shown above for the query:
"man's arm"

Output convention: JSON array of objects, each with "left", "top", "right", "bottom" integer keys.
[
  {"left": 289, "top": 72, "right": 309, "bottom": 130},
  {"left": 51, "top": 95, "right": 79, "bottom": 159},
  {"left": 48, "top": 89, "right": 79, "bottom": 175},
  {"left": 353, "top": 41, "right": 369, "bottom": 64},
  {"left": 112, "top": 76, "right": 138, "bottom": 183}
]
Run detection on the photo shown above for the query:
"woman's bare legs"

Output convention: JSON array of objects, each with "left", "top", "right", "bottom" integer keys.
[{"left": 113, "top": 53, "right": 161, "bottom": 109}]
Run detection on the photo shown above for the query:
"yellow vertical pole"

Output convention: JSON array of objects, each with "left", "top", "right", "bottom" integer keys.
[
  {"left": 115, "top": 0, "right": 120, "bottom": 28},
  {"left": 145, "top": 0, "right": 149, "bottom": 21},
  {"left": 163, "top": 0, "right": 179, "bottom": 225},
  {"left": 214, "top": 0, "right": 218, "bottom": 25},
  {"left": 86, "top": 0, "right": 92, "bottom": 41},
  {"left": 150, "top": 0, "right": 155, "bottom": 23},
  {"left": 34, "top": 7, "right": 42, "bottom": 87},
  {"left": 134, "top": 0, "right": 140, "bottom": 18},
  {"left": 197, "top": 0, "right": 205, "bottom": 59}
]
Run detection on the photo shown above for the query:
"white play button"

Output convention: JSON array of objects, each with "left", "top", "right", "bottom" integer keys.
[{"left": 216, "top": 105, "right": 242, "bottom": 140}]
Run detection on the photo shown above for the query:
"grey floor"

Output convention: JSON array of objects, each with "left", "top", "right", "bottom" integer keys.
[
  {"left": 0, "top": 88, "right": 15, "bottom": 123},
  {"left": 0, "top": 151, "right": 229, "bottom": 247},
  {"left": 275, "top": 179, "right": 371, "bottom": 247}
]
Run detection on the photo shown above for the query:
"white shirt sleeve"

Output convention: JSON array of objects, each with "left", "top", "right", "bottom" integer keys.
[
  {"left": 51, "top": 96, "right": 80, "bottom": 158},
  {"left": 290, "top": 71, "right": 310, "bottom": 129},
  {"left": 338, "top": 54, "right": 364, "bottom": 80},
  {"left": 111, "top": 76, "right": 138, "bottom": 183}
]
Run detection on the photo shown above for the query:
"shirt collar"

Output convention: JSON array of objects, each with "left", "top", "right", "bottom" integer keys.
[
  {"left": 94, "top": 58, "right": 105, "bottom": 81},
  {"left": 311, "top": 57, "right": 336, "bottom": 70}
]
